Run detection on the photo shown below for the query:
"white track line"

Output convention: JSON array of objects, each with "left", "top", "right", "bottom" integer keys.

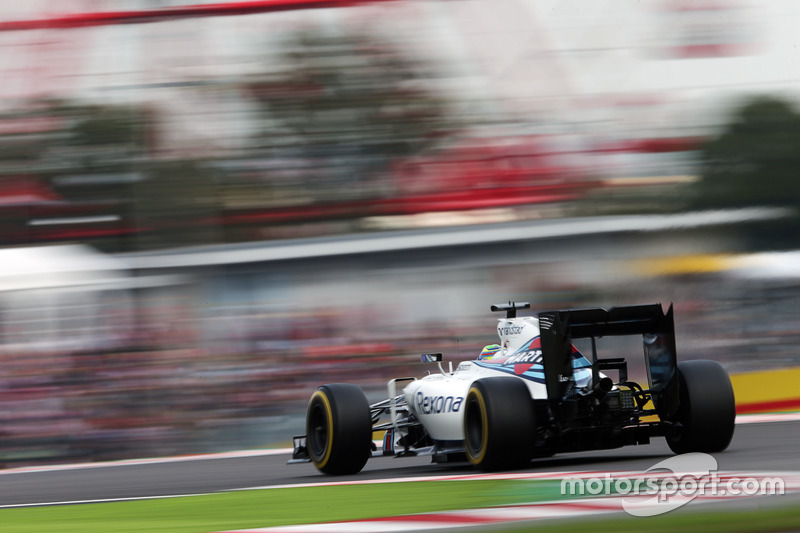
[
  {"left": 232, "top": 470, "right": 613, "bottom": 492},
  {"left": 233, "top": 470, "right": 800, "bottom": 492},
  {"left": 0, "top": 492, "right": 219, "bottom": 509},
  {"left": 0, "top": 448, "right": 291, "bottom": 476},
  {"left": 736, "top": 412, "right": 800, "bottom": 424},
  {"left": 8, "top": 470, "right": 800, "bottom": 510}
]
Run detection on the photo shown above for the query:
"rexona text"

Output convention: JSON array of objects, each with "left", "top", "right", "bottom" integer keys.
[{"left": 416, "top": 392, "right": 464, "bottom": 415}]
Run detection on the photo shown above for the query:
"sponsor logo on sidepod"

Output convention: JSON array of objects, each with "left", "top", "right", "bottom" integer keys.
[{"left": 416, "top": 391, "right": 464, "bottom": 415}]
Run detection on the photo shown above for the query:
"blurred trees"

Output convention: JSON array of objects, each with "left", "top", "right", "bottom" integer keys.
[
  {"left": 44, "top": 101, "right": 222, "bottom": 250},
  {"left": 64, "top": 102, "right": 148, "bottom": 151},
  {"left": 0, "top": 100, "right": 223, "bottom": 251},
  {"left": 245, "top": 31, "right": 452, "bottom": 201},
  {"left": 695, "top": 95, "right": 800, "bottom": 209},
  {"left": 131, "top": 159, "right": 222, "bottom": 249},
  {"left": 44, "top": 100, "right": 148, "bottom": 205}
]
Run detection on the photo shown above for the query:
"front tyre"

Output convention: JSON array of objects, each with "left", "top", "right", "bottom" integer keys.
[
  {"left": 306, "top": 383, "right": 372, "bottom": 475},
  {"left": 464, "top": 377, "right": 536, "bottom": 471},
  {"left": 666, "top": 360, "right": 736, "bottom": 454}
]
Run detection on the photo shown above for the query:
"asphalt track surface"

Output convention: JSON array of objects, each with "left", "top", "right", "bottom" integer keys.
[{"left": 1, "top": 419, "right": 798, "bottom": 508}]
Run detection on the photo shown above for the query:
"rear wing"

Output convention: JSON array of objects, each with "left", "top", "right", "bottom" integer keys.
[{"left": 538, "top": 303, "right": 678, "bottom": 419}]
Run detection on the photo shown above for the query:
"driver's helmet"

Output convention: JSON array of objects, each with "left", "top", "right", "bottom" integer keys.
[{"left": 479, "top": 344, "right": 502, "bottom": 360}]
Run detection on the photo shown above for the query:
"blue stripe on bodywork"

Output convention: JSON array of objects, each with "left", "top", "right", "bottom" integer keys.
[
  {"left": 474, "top": 341, "right": 593, "bottom": 386},
  {"left": 473, "top": 362, "right": 592, "bottom": 386}
]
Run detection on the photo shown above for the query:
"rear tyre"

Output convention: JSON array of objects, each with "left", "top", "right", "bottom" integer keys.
[
  {"left": 464, "top": 377, "right": 536, "bottom": 471},
  {"left": 666, "top": 360, "right": 736, "bottom": 454},
  {"left": 306, "top": 383, "right": 372, "bottom": 475}
]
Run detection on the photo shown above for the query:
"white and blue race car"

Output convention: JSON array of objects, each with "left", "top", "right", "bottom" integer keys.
[{"left": 291, "top": 302, "right": 736, "bottom": 474}]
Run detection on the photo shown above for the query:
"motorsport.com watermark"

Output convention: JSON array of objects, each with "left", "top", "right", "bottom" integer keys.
[{"left": 560, "top": 453, "right": 785, "bottom": 517}]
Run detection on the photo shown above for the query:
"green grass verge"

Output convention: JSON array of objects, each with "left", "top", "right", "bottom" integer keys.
[
  {"left": 0, "top": 480, "right": 562, "bottom": 533},
  {"left": 2, "top": 479, "right": 799, "bottom": 533}
]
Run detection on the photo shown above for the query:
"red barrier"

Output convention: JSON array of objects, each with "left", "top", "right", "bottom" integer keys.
[{"left": 0, "top": 0, "right": 400, "bottom": 31}]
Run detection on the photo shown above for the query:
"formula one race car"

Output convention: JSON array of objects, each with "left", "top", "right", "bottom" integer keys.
[{"left": 290, "top": 302, "right": 736, "bottom": 474}]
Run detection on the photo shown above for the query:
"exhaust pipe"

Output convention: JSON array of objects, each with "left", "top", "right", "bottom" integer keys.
[{"left": 593, "top": 377, "right": 613, "bottom": 402}]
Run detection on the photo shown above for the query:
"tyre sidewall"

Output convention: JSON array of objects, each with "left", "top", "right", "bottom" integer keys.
[
  {"left": 464, "top": 377, "right": 536, "bottom": 470},
  {"left": 667, "top": 360, "right": 736, "bottom": 454}
]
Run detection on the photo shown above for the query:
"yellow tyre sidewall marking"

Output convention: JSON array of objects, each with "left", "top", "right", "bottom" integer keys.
[
  {"left": 310, "top": 390, "right": 334, "bottom": 469},
  {"left": 466, "top": 387, "right": 489, "bottom": 465}
]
